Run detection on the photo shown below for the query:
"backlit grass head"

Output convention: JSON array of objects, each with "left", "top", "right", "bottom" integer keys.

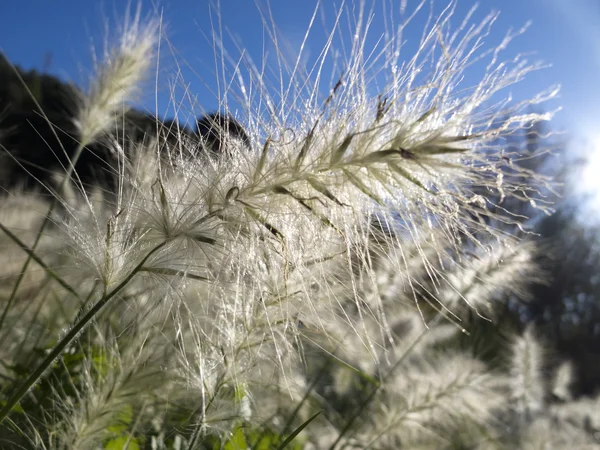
[{"left": 0, "top": 1, "right": 559, "bottom": 447}]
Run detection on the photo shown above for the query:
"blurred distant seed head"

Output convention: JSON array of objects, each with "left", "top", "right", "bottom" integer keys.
[
  {"left": 552, "top": 361, "right": 574, "bottom": 402},
  {"left": 510, "top": 326, "right": 545, "bottom": 417}
]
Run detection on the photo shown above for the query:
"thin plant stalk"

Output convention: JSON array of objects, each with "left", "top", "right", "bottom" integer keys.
[
  {"left": 328, "top": 315, "right": 443, "bottom": 450},
  {"left": 0, "top": 241, "right": 166, "bottom": 423},
  {"left": 0, "top": 7, "right": 158, "bottom": 334}
]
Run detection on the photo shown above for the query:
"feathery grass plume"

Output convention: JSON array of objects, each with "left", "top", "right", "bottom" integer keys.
[
  {"left": 509, "top": 325, "right": 545, "bottom": 419},
  {"left": 46, "top": 330, "right": 172, "bottom": 450},
  {"left": 0, "top": 0, "right": 563, "bottom": 447},
  {"left": 188, "top": 0, "right": 558, "bottom": 387},
  {"left": 519, "top": 416, "right": 599, "bottom": 450},
  {"left": 76, "top": 4, "right": 160, "bottom": 148},
  {"left": 0, "top": 5, "right": 162, "bottom": 429},
  {"left": 438, "top": 241, "right": 538, "bottom": 317},
  {"left": 292, "top": 232, "right": 511, "bottom": 448},
  {"left": 218, "top": 0, "right": 557, "bottom": 241},
  {"left": 549, "top": 395, "right": 600, "bottom": 438},
  {"left": 552, "top": 360, "right": 574, "bottom": 402},
  {"left": 496, "top": 331, "right": 599, "bottom": 448},
  {"left": 0, "top": 3, "right": 160, "bottom": 336},
  {"left": 362, "top": 354, "right": 506, "bottom": 448}
]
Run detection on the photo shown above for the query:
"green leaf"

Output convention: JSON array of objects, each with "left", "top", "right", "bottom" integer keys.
[
  {"left": 0, "top": 401, "right": 23, "bottom": 415},
  {"left": 276, "top": 410, "right": 322, "bottom": 450},
  {"left": 104, "top": 436, "right": 140, "bottom": 450},
  {"left": 107, "top": 405, "right": 134, "bottom": 435},
  {"left": 91, "top": 351, "right": 111, "bottom": 378},
  {"left": 224, "top": 426, "right": 248, "bottom": 450},
  {"left": 253, "top": 435, "right": 277, "bottom": 450}
]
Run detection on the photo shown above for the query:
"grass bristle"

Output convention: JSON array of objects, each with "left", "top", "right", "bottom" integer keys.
[{"left": 0, "top": 1, "right": 581, "bottom": 448}]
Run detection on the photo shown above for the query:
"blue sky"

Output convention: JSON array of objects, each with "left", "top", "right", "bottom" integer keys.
[{"left": 0, "top": 0, "right": 598, "bottom": 141}]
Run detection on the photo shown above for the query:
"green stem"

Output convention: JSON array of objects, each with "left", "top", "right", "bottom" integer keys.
[
  {"left": 0, "top": 222, "right": 81, "bottom": 301},
  {"left": 328, "top": 315, "right": 443, "bottom": 450},
  {"left": 0, "top": 142, "right": 87, "bottom": 334},
  {"left": 0, "top": 241, "right": 167, "bottom": 423}
]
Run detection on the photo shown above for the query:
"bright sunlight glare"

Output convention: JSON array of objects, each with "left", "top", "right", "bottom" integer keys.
[{"left": 578, "top": 136, "right": 600, "bottom": 214}]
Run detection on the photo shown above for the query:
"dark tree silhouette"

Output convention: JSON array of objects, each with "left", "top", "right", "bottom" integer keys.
[{"left": 0, "top": 54, "right": 250, "bottom": 194}]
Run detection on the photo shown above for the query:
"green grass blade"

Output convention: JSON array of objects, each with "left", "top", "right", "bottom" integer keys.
[
  {"left": 276, "top": 410, "right": 322, "bottom": 450},
  {"left": 0, "top": 241, "right": 167, "bottom": 424}
]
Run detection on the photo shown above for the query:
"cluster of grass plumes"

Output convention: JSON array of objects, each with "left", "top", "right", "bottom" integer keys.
[
  {"left": 289, "top": 247, "right": 600, "bottom": 448},
  {"left": 0, "top": 1, "right": 571, "bottom": 448}
]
